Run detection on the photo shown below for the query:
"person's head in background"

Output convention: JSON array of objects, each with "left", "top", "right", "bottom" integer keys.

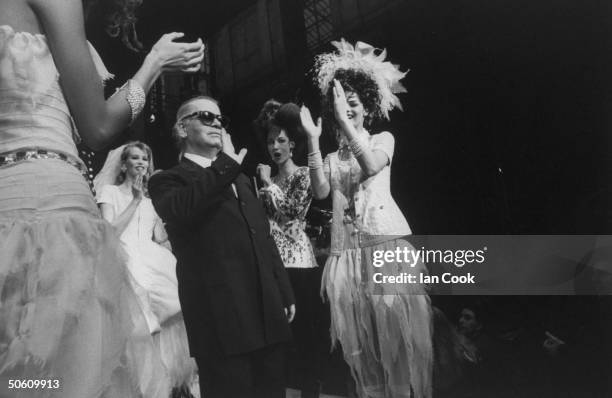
[
  {"left": 266, "top": 123, "right": 295, "bottom": 169},
  {"left": 116, "top": 141, "right": 154, "bottom": 185},
  {"left": 458, "top": 301, "right": 488, "bottom": 339},
  {"left": 83, "top": 0, "right": 144, "bottom": 51},
  {"left": 173, "top": 96, "right": 229, "bottom": 159},
  {"left": 255, "top": 100, "right": 306, "bottom": 169},
  {"left": 253, "top": 99, "right": 282, "bottom": 152},
  {"left": 272, "top": 103, "right": 305, "bottom": 166},
  {"left": 323, "top": 68, "right": 380, "bottom": 145}
]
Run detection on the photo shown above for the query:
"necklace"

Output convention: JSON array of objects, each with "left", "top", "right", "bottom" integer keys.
[{"left": 337, "top": 132, "right": 369, "bottom": 229}]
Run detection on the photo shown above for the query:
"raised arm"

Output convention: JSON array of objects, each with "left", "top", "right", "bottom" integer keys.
[
  {"left": 100, "top": 197, "right": 140, "bottom": 236},
  {"left": 148, "top": 153, "right": 241, "bottom": 226},
  {"left": 98, "top": 183, "right": 142, "bottom": 236},
  {"left": 30, "top": 0, "right": 204, "bottom": 150},
  {"left": 332, "top": 79, "right": 389, "bottom": 177},
  {"left": 300, "top": 106, "right": 330, "bottom": 200}
]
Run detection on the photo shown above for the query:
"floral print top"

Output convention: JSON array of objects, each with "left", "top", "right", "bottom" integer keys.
[{"left": 262, "top": 166, "right": 317, "bottom": 269}]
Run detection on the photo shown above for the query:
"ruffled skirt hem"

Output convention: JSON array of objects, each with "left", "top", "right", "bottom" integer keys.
[
  {"left": 0, "top": 211, "right": 168, "bottom": 397},
  {"left": 322, "top": 238, "right": 434, "bottom": 398}
]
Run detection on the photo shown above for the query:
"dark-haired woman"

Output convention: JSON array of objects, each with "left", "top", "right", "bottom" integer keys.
[
  {"left": 0, "top": 0, "right": 203, "bottom": 396},
  {"left": 257, "top": 104, "right": 316, "bottom": 271},
  {"left": 300, "top": 40, "right": 433, "bottom": 398},
  {"left": 243, "top": 99, "right": 283, "bottom": 177},
  {"left": 256, "top": 103, "right": 323, "bottom": 396}
]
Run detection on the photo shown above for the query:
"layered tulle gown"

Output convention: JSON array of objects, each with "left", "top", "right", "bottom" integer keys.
[
  {"left": 0, "top": 25, "right": 168, "bottom": 397},
  {"left": 97, "top": 184, "right": 199, "bottom": 396}
]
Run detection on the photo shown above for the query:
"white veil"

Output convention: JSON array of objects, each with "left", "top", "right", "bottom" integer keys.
[{"left": 93, "top": 144, "right": 126, "bottom": 200}]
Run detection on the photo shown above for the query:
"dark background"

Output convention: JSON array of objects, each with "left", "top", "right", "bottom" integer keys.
[{"left": 87, "top": 0, "right": 612, "bottom": 235}]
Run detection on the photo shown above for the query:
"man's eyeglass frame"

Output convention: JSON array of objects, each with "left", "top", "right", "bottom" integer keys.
[{"left": 180, "top": 111, "right": 230, "bottom": 128}]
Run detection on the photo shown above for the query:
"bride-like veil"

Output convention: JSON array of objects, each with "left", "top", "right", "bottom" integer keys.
[{"left": 93, "top": 144, "right": 126, "bottom": 199}]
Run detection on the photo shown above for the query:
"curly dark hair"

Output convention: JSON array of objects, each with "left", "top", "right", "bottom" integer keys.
[
  {"left": 273, "top": 103, "right": 302, "bottom": 141},
  {"left": 253, "top": 99, "right": 282, "bottom": 134},
  {"left": 323, "top": 68, "right": 382, "bottom": 126},
  {"left": 84, "top": 0, "right": 143, "bottom": 51},
  {"left": 254, "top": 101, "right": 307, "bottom": 164},
  {"left": 253, "top": 99, "right": 281, "bottom": 151},
  {"left": 254, "top": 101, "right": 303, "bottom": 144}
]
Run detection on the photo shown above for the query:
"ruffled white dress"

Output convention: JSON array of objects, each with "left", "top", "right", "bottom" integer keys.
[
  {"left": 322, "top": 131, "right": 433, "bottom": 398},
  {"left": 97, "top": 185, "right": 199, "bottom": 395},
  {"left": 0, "top": 25, "right": 167, "bottom": 397}
]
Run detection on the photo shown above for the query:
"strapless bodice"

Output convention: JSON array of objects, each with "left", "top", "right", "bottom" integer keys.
[{"left": 0, "top": 25, "right": 111, "bottom": 158}]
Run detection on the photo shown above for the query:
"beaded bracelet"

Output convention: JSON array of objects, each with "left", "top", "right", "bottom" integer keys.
[
  {"left": 115, "top": 79, "right": 146, "bottom": 124},
  {"left": 349, "top": 137, "right": 366, "bottom": 157}
]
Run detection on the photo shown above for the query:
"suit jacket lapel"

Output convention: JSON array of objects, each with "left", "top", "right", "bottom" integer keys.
[
  {"left": 179, "top": 157, "right": 201, "bottom": 175},
  {"left": 179, "top": 157, "right": 237, "bottom": 200}
]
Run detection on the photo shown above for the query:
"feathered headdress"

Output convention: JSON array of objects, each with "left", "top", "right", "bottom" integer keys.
[{"left": 313, "top": 39, "right": 408, "bottom": 120}]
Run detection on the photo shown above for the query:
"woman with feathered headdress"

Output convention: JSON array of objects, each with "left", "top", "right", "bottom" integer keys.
[{"left": 300, "top": 39, "right": 433, "bottom": 398}]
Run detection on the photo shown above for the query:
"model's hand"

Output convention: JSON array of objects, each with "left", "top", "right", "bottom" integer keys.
[
  {"left": 149, "top": 33, "right": 204, "bottom": 73},
  {"left": 332, "top": 79, "right": 351, "bottom": 126},
  {"left": 222, "top": 128, "right": 247, "bottom": 164},
  {"left": 132, "top": 175, "right": 145, "bottom": 201},
  {"left": 258, "top": 188, "right": 278, "bottom": 211},
  {"left": 285, "top": 304, "right": 296, "bottom": 323},
  {"left": 256, "top": 164, "right": 272, "bottom": 186},
  {"left": 299, "top": 106, "right": 322, "bottom": 139}
]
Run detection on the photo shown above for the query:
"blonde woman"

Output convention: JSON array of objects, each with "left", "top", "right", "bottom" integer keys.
[{"left": 96, "top": 142, "right": 199, "bottom": 397}]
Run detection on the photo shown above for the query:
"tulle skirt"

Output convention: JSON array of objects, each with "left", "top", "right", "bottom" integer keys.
[
  {"left": 322, "top": 236, "right": 433, "bottom": 398},
  {"left": 123, "top": 239, "right": 199, "bottom": 396},
  {"left": 0, "top": 159, "right": 167, "bottom": 398}
]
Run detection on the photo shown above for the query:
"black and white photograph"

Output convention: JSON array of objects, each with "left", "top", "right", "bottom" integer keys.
[{"left": 0, "top": 0, "right": 611, "bottom": 397}]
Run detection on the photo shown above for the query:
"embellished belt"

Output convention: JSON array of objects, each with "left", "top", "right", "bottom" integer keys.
[{"left": 0, "top": 149, "right": 88, "bottom": 178}]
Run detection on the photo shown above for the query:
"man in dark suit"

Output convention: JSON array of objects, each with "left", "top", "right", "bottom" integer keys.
[{"left": 148, "top": 96, "right": 295, "bottom": 398}]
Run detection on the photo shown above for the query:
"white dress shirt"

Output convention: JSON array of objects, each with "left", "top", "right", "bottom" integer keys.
[{"left": 184, "top": 152, "right": 238, "bottom": 197}]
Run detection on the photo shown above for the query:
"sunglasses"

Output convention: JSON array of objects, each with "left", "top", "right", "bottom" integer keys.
[{"left": 181, "top": 111, "right": 230, "bottom": 128}]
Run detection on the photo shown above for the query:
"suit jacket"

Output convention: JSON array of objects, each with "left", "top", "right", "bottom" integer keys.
[{"left": 148, "top": 152, "right": 295, "bottom": 358}]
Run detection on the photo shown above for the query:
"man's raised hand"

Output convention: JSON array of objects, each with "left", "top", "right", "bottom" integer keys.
[{"left": 222, "top": 128, "right": 247, "bottom": 164}]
